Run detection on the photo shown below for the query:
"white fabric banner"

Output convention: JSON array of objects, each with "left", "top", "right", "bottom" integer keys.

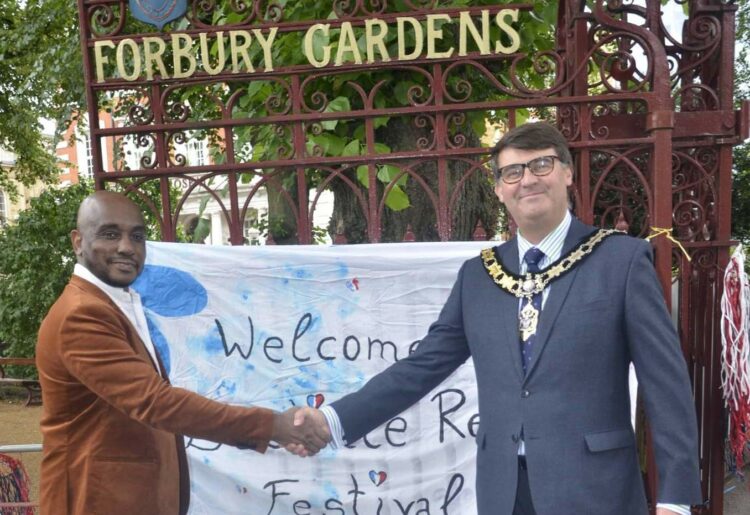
[{"left": 132, "top": 241, "right": 488, "bottom": 514}]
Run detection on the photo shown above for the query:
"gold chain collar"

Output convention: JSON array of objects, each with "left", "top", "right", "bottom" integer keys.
[{"left": 481, "top": 229, "right": 624, "bottom": 300}]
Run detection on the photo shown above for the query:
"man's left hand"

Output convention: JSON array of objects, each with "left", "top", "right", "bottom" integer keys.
[
  {"left": 655, "top": 508, "right": 680, "bottom": 515},
  {"left": 271, "top": 407, "right": 331, "bottom": 456}
]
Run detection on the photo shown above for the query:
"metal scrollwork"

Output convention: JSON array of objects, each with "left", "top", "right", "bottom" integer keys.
[
  {"left": 694, "top": 148, "right": 718, "bottom": 175},
  {"left": 588, "top": 103, "right": 615, "bottom": 140},
  {"left": 446, "top": 112, "right": 467, "bottom": 149},
  {"left": 588, "top": 101, "right": 647, "bottom": 140},
  {"left": 190, "top": 0, "right": 261, "bottom": 27},
  {"left": 399, "top": 67, "right": 435, "bottom": 107},
  {"left": 308, "top": 123, "right": 323, "bottom": 136},
  {"left": 445, "top": 75, "right": 473, "bottom": 103},
  {"left": 304, "top": 89, "right": 330, "bottom": 113},
  {"left": 673, "top": 85, "right": 719, "bottom": 112},
  {"left": 414, "top": 115, "right": 436, "bottom": 151},
  {"left": 274, "top": 125, "right": 293, "bottom": 159},
  {"left": 591, "top": 149, "right": 651, "bottom": 237},
  {"left": 442, "top": 50, "right": 570, "bottom": 100},
  {"left": 162, "top": 86, "right": 192, "bottom": 122},
  {"left": 333, "top": 0, "right": 387, "bottom": 17},
  {"left": 228, "top": 0, "right": 252, "bottom": 16},
  {"left": 192, "top": 0, "right": 216, "bottom": 19},
  {"left": 88, "top": 1, "right": 126, "bottom": 38},
  {"left": 333, "top": 0, "right": 356, "bottom": 17},
  {"left": 308, "top": 139, "right": 325, "bottom": 157},
  {"left": 558, "top": 106, "right": 580, "bottom": 141},
  {"left": 261, "top": 79, "right": 291, "bottom": 115},
  {"left": 508, "top": 51, "right": 565, "bottom": 97},
  {"left": 443, "top": 61, "right": 512, "bottom": 102},
  {"left": 305, "top": 127, "right": 325, "bottom": 157},
  {"left": 265, "top": 3, "right": 283, "bottom": 22},
  {"left": 407, "top": 83, "right": 431, "bottom": 106},
  {"left": 588, "top": 30, "right": 650, "bottom": 93},
  {"left": 135, "top": 134, "right": 157, "bottom": 169},
  {"left": 664, "top": 14, "right": 721, "bottom": 93},
  {"left": 671, "top": 150, "right": 717, "bottom": 242},
  {"left": 692, "top": 248, "right": 717, "bottom": 273},
  {"left": 167, "top": 132, "right": 188, "bottom": 167},
  {"left": 128, "top": 103, "right": 154, "bottom": 126}
]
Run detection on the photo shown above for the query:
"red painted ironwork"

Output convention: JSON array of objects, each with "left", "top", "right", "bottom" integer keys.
[{"left": 76, "top": 1, "right": 748, "bottom": 513}]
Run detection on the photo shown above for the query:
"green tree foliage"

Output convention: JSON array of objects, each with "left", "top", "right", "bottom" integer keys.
[
  {"left": 732, "top": 143, "right": 750, "bottom": 242},
  {"left": 0, "top": 0, "right": 83, "bottom": 196},
  {"left": 736, "top": 0, "right": 749, "bottom": 103},
  {"left": 0, "top": 183, "right": 91, "bottom": 358},
  {"left": 0, "top": 179, "right": 168, "bottom": 358},
  {"left": 733, "top": 0, "right": 749, "bottom": 241}
]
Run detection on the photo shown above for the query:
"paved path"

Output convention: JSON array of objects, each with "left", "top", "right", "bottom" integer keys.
[
  {"left": 724, "top": 465, "right": 750, "bottom": 515},
  {"left": 1, "top": 398, "right": 749, "bottom": 512}
]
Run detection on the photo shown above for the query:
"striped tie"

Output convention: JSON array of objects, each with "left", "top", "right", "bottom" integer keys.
[{"left": 521, "top": 247, "right": 545, "bottom": 374}]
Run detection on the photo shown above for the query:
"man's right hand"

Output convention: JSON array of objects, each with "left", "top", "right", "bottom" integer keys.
[{"left": 271, "top": 407, "right": 331, "bottom": 457}]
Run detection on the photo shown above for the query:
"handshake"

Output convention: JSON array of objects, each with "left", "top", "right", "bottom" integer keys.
[{"left": 271, "top": 407, "right": 332, "bottom": 457}]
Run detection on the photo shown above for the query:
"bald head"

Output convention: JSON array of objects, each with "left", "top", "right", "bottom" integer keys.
[
  {"left": 76, "top": 191, "right": 145, "bottom": 233},
  {"left": 72, "top": 191, "right": 147, "bottom": 287}
]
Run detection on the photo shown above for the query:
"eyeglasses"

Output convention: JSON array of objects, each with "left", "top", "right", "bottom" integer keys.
[{"left": 497, "top": 155, "right": 561, "bottom": 184}]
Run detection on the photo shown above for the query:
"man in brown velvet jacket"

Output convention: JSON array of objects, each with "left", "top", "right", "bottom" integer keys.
[{"left": 36, "top": 191, "right": 329, "bottom": 515}]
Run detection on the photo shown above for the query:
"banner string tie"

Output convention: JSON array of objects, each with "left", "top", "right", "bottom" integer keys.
[{"left": 646, "top": 227, "right": 691, "bottom": 262}]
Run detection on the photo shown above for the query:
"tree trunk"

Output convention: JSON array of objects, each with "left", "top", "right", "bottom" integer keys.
[
  {"left": 329, "top": 118, "right": 500, "bottom": 243},
  {"left": 265, "top": 172, "right": 299, "bottom": 245}
]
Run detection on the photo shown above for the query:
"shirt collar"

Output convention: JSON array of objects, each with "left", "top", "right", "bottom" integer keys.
[
  {"left": 516, "top": 210, "right": 572, "bottom": 266},
  {"left": 73, "top": 263, "right": 135, "bottom": 302}
]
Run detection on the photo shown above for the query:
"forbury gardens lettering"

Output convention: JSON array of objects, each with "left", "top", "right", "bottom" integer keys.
[{"left": 92, "top": 9, "right": 522, "bottom": 83}]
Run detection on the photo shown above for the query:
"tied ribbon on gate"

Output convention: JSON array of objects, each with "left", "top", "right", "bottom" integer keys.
[
  {"left": 720, "top": 246, "right": 750, "bottom": 473},
  {"left": 646, "top": 227, "right": 691, "bottom": 262},
  {"left": 0, "top": 454, "right": 33, "bottom": 515}
]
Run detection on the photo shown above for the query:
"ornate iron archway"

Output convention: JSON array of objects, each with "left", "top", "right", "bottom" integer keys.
[{"left": 77, "top": 1, "right": 748, "bottom": 512}]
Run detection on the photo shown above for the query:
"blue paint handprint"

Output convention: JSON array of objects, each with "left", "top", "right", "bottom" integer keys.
[{"left": 132, "top": 265, "right": 208, "bottom": 376}]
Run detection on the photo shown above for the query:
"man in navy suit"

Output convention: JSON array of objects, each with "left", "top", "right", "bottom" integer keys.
[{"left": 293, "top": 123, "right": 701, "bottom": 514}]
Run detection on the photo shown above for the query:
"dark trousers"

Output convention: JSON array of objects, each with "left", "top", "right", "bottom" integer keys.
[{"left": 513, "top": 457, "right": 537, "bottom": 515}]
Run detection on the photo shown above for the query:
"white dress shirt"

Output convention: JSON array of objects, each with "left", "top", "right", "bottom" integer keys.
[{"left": 515, "top": 210, "right": 572, "bottom": 455}]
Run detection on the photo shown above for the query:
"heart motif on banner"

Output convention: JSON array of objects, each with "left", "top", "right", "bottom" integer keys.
[
  {"left": 369, "top": 470, "right": 387, "bottom": 486},
  {"left": 306, "top": 393, "right": 325, "bottom": 408}
]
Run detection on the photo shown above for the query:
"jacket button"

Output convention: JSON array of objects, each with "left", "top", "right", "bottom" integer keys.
[{"left": 521, "top": 390, "right": 530, "bottom": 398}]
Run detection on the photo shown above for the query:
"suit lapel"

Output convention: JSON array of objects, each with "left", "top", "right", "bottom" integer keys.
[
  {"left": 524, "top": 218, "right": 595, "bottom": 380},
  {"left": 494, "top": 240, "right": 526, "bottom": 382},
  {"left": 70, "top": 275, "right": 165, "bottom": 377}
]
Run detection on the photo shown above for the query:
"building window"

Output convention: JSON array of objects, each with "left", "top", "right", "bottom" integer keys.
[
  {"left": 189, "top": 140, "right": 206, "bottom": 166},
  {"left": 82, "top": 138, "right": 94, "bottom": 179}
]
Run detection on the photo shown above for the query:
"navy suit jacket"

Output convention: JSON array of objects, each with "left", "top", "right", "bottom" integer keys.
[{"left": 332, "top": 218, "right": 702, "bottom": 514}]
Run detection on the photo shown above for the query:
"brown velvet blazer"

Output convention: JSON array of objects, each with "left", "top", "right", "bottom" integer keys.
[{"left": 36, "top": 275, "right": 275, "bottom": 515}]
